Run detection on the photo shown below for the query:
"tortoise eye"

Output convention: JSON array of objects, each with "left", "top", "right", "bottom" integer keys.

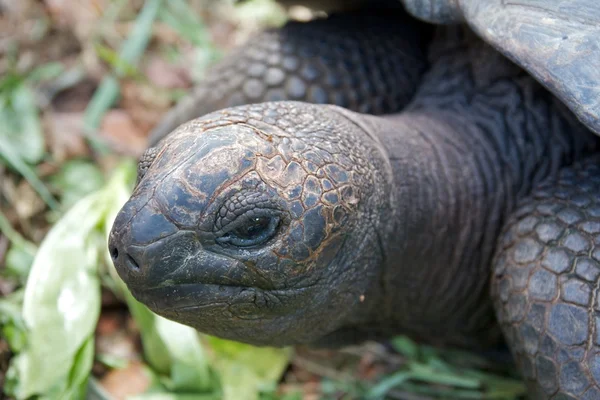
[
  {"left": 217, "top": 215, "right": 280, "bottom": 248},
  {"left": 233, "top": 216, "right": 271, "bottom": 239}
]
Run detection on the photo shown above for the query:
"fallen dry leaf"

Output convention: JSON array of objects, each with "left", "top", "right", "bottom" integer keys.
[
  {"left": 96, "top": 311, "right": 123, "bottom": 337},
  {"left": 50, "top": 79, "right": 98, "bottom": 113},
  {"left": 13, "top": 180, "right": 46, "bottom": 221},
  {"left": 44, "top": 111, "right": 89, "bottom": 162},
  {"left": 144, "top": 56, "right": 191, "bottom": 89},
  {"left": 95, "top": 309, "right": 141, "bottom": 379},
  {"left": 96, "top": 328, "right": 138, "bottom": 362},
  {"left": 101, "top": 287, "right": 122, "bottom": 307},
  {"left": 120, "top": 80, "right": 172, "bottom": 136},
  {"left": 44, "top": 0, "right": 108, "bottom": 42},
  {"left": 100, "top": 361, "right": 151, "bottom": 400},
  {"left": 100, "top": 109, "right": 147, "bottom": 157}
]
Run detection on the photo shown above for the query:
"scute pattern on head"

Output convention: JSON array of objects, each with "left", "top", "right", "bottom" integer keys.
[
  {"left": 114, "top": 101, "right": 395, "bottom": 346},
  {"left": 148, "top": 101, "right": 392, "bottom": 241}
]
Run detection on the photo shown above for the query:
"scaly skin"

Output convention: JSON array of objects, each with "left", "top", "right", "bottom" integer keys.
[
  {"left": 280, "top": 0, "right": 600, "bottom": 135},
  {"left": 148, "top": 10, "right": 430, "bottom": 146},
  {"left": 493, "top": 158, "right": 600, "bottom": 399},
  {"left": 109, "top": 24, "right": 600, "bottom": 399}
]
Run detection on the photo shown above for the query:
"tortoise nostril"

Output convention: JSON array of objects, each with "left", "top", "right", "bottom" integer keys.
[
  {"left": 110, "top": 246, "right": 119, "bottom": 261},
  {"left": 124, "top": 253, "right": 141, "bottom": 272},
  {"left": 109, "top": 240, "right": 143, "bottom": 274}
]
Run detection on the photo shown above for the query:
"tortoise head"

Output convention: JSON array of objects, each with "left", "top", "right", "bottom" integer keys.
[{"left": 109, "top": 102, "right": 394, "bottom": 346}]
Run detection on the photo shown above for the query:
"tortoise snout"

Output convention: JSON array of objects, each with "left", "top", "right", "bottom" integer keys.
[
  {"left": 109, "top": 198, "right": 183, "bottom": 288},
  {"left": 108, "top": 223, "right": 155, "bottom": 284},
  {"left": 108, "top": 229, "right": 175, "bottom": 288}
]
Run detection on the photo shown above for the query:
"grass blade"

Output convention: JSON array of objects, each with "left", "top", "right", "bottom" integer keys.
[
  {"left": 409, "top": 363, "right": 481, "bottom": 389},
  {"left": 366, "top": 371, "right": 413, "bottom": 399},
  {"left": 0, "top": 137, "right": 59, "bottom": 210},
  {"left": 6, "top": 84, "right": 45, "bottom": 163},
  {"left": 84, "top": 0, "right": 163, "bottom": 138}
]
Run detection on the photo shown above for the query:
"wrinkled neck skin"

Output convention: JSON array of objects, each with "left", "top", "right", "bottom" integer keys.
[{"left": 318, "top": 28, "right": 597, "bottom": 350}]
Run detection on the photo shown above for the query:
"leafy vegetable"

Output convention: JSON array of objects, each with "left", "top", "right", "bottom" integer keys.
[
  {"left": 0, "top": 75, "right": 45, "bottom": 164},
  {"left": 0, "top": 64, "right": 63, "bottom": 209},
  {"left": 0, "top": 211, "right": 37, "bottom": 280},
  {"left": 113, "top": 278, "right": 292, "bottom": 400},
  {"left": 7, "top": 161, "right": 136, "bottom": 399},
  {"left": 207, "top": 336, "right": 292, "bottom": 400},
  {"left": 0, "top": 291, "right": 27, "bottom": 353},
  {"left": 122, "top": 294, "right": 220, "bottom": 395},
  {"left": 50, "top": 159, "right": 105, "bottom": 210}
]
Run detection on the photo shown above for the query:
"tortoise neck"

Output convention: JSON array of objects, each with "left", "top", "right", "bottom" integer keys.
[{"left": 363, "top": 30, "right": 597, "bottom": 348}]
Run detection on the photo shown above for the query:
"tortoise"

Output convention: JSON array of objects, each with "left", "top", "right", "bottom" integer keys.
[{"left": 108, "top": 1, "right": 600, "bottom": 398}]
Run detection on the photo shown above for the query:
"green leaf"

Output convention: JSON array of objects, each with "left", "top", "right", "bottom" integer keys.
[
  {"left": 0, "top": 137, "right": 59, "bottom": 210},
  {"left": 0, "top": 82, "right": 45, "bottom": 163},
  {"left": 0, "top": 210, "right": 37, "bottom": 280},
  {"left": 0, "top": 291, "right": 27, "bottom": 353},
  {"left": 130, "top": 393, "right": 220, "bottom": 400},
  {"left": 4, "top": 245, "right": 35, "bottom": 280},
  {"left": 155, "top": 317, "right": 214, "bottom": 392},
  {"left": 82, "top": 76, "right": 119, "bottom": 154},
  {"left": 206, "top": 336, "right": 292, "bottom": 400},
  {"left": 118, "top": 0, "right": 163, "bottom": 68},
  {"left": 0, "top": 72, "right": 58, "bottom": 209},
  {"left": 158, "top": 1, "right": 221, "bottom": 80},
  {"left": 365, "top": 371, "right": 412, "bottom": 399},
  {"left": 50, "top": 159, "right": 105, "bottom": 210},
  {"left": 391, "top": 336, "right": 419, "bottom": 361},
  {"left": 0, "top": 72, "right": 23, "bottom": 94},
  {"left": 56, "top": 336, "right": 96, "bottom": 400},
  {"left": 95, "top": 44, "right": 141, "bottom": 78},
  {"left": 96, "top": 353, "right": 129, "bottom": 370},
  {"left": 8, "top": 161, "right": 137, "bottom": 398},
  {"left": 160, "top": 0, "right": 212, "bottom": 47},
  {"left": 409, "top": 362, "right": 481, "bottom": 389},
  {"left": 14, "top": 223, "right": 103, "bottom": 397},
  {"left": 159, "top": 3, "right": 221, "bottom": 81},
  {"left": 28, "top": 62, "right": 64, "bottom": 84},
  {"left": 121, "top": 293, "right": 173, "bottom": 376},
  {"left": 121, "top": 293, "right": 219, "bottom": 393}
]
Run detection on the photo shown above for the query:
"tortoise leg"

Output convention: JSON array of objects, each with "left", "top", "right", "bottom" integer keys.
[
  {"left": 492, "top": 156, "right": 600, "bottom": 399},
  {"left": 148, "top": 10, "right": 430, "bottom": 145}
]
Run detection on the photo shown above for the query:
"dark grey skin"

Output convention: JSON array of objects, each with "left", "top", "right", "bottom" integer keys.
[{"left": 109, "top": 14, "right": 600, "bottom": 400}]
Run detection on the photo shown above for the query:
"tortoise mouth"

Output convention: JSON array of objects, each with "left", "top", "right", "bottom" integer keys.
[
  {"left": 129, "top": 281, "right": 316, "bottom": 322},
  {"left": 130, "top": 280, "right": 332, "bottom": 347},
  {"left": 129, "top": 282, "right": 252, "bottom": 311}
]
